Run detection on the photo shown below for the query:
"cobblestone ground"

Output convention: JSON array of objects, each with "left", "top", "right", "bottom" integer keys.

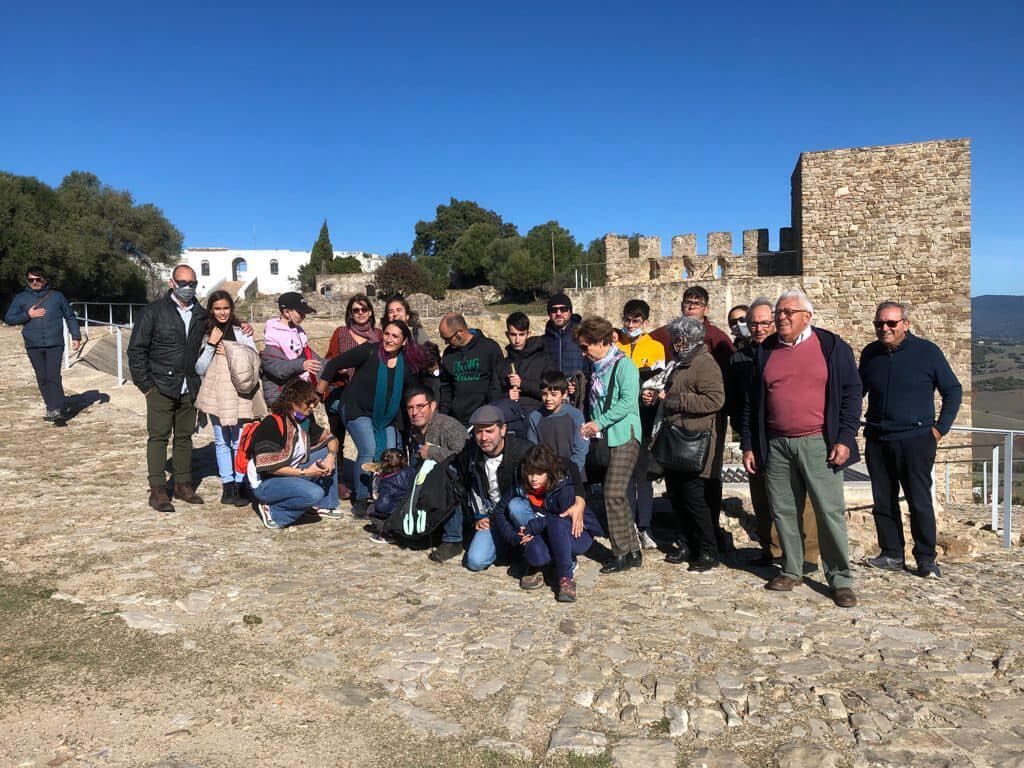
[{"left": 1, "top": 327, "right": 1023, "bottom": 768}]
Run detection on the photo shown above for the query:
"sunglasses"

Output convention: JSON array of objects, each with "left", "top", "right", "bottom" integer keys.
[
  {"left": 873, "top": 320, "right": 903, "bottom": 329},
  {"left": 27, "top": 277, "right": 46, "bottom": 284},
  {"left": 175, "top": 279, "right": 198, "bottom": 288},
  {"left": 351, "top": 306, "right": 371, "bottom": 314},
  {"left": 728, "top": 316, "right": 747, "bottom": 326},
  {"left": 549, "top": 306, "right": 570, "bottom": 314}
]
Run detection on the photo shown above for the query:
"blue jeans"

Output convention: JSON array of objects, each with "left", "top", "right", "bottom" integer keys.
[
  {"left": 252, "top": 445, "right": 340, "bottom": 526},
  {"left": 465, "top": 525, "right": 497, "bottom": 571},
  {"left": 210, "top": 416, "right": 245, "bottom": 484},
  {"left": 344, "top": 409, "right": 399, "bottom": 501},
  {"left": 508, "top": 497, "right": 592, "bottom": 579}
]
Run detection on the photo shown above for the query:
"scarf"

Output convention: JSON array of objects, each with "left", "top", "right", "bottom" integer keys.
[
  {"left": 347, "top": 319, "right": 378, "bottom": 339},
  {"left": 371, "top": 353, "right": 405, "bottom": 459},
  {"left": 589, "top": 346, "right": 625, "bottom": 415},
  {"left": 264, "top": 318, "right": 315, "bottom": 385}
]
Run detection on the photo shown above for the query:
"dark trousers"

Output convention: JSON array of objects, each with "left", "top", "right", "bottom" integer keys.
[
  {"left": 866, "top": 433, "right": 938, "bottom": 564},
  {"left": 627, "top": 442, "right": 655, "bottom": 532},
  {"left": 27, "top": 345, "right": 66, "bottom": 412},
  {"left": 664, "top": 472, "right": 718, "bottom": 558},
  {"left": 146, "top": 389, "right": 197, "bottom": 486}
]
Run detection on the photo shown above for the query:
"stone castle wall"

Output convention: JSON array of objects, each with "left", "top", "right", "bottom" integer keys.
[{"left": 570, "top": 138, "right": 974, "bottom": 498}]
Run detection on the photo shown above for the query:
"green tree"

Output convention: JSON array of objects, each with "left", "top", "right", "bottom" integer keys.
[
  {"left": 490, "top": 237, "right": 548, "bottom": 299},
  {"left": 583, "top": 237, "right": 608, "bottom": 287},
  {"left": 298, "top": 219, "right": 335, "bottom": 290},
  {"left": 522, "top": 221, "right": 585, "bottom": 294},
  {"left": 327, "top": 255, "right": 363, "bottom": 274},
  {"left": 411, "top": 198, "right": 517, "bottom": 288},
  {"left": 374, "top": 253, "right": 445, "bottom": 299},
  {"left": 450, "top": 222, "right": 501, "bottom": 286},
  {"left": 0, "top": 170, "right": 181, "bottom": 304}
]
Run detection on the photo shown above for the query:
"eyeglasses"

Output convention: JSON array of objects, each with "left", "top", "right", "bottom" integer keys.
[
  {"left": 748, "top": 320, "right": 774, "bottom": 329},
  {"left": 775, "top": 308, "right": 809, "bottom": 319},
  {"left": 351, "top": 306, "right": 370, "bottom": 315},
  {"left": 440, "top": 329, "right": 459, "bottom": 343},
  {"left": 873, "top": 319, "right": 903, "bottom": 329},
  {"left": 683, "top": 300, "right": 706, "bottom": 309},
  {"left": 408, "top": 402, "right": 430, "bottom": 411},
  {"left": 175, "top": 279, "right": 198, "bottom": 288},
  {"left": 27, "top": 277, "right": 46, "bottom": 284},
  {"left": 727, "top": 316, "right": 746, "bottom": 326},
  {"left": 549, "top": 306, "right": 570, "bottom": 314}
]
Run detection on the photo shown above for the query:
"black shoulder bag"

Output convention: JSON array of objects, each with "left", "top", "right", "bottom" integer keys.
[
  {"left": 650, "top": 398, "right": 712, "bottom": 476},
  {"left": 583, "top": 359, "right": 622, "bottom": 484}
]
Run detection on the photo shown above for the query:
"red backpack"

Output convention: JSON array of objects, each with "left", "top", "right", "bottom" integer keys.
[{"left": 235, "top": 414, "right": 285, "bottom": 475}]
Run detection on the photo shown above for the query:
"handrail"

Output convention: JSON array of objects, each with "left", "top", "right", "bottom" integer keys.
[
  {"left": 70, "top": 301, "right": 148, "bottom": 329},
  {"left": 63, "top": 318, "right": 128, "bottom": 387},
  {"left": 943, "top": 425, "right": 1020, "bottom": 548}
]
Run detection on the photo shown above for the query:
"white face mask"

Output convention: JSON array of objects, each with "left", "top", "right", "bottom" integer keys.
[
  {"left": 732, "top": 321, "right": 750, "bottom": 339},
  {"left": 622, "top": 326, "right": 644, "bottom": 339}
]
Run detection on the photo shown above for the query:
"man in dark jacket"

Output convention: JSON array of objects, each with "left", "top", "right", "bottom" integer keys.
[
  {"left": 4, "top": 265, "right": 81, "bottom": 422},
  {"left": 430, "top": 405, "right": 586, "bottom": 579},
  {"left": 740, "top": 289, "right": 862, "bottom": 608},
  {"left": 500, "top": 311, "right": 556, "bottom": 413},
  {"left": 438, "top": 312, "right": 504, "bottom": 426},
  {"left": 542, "top": 293, "right": 586, "bottom": 384},
  {"left": 128, "top": 265, "right": 208, "bottom": 513},
  {"left": 859, "top": 301, "right": 962, "bottom": 579}
]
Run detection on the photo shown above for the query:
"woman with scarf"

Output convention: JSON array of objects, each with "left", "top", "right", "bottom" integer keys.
[
  {"left": 325, "top": 294, "right": 381, "bottom": 498},
  {"left": 642, "top": 316, "right": 725, "bottom": 571},
  {"left": 195, "top": 291, "right": 266, "bottom": 506},
  {"left": 576, "top": 316, "right": 643, "bottom": 575},
  {"left": 320, "top": 319, "right": 426, "bottom": 518}
]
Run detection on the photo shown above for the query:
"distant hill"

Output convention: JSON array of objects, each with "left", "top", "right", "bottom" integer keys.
[{"left": 972, "top": 295, "right": 1024, "bottom": 340}]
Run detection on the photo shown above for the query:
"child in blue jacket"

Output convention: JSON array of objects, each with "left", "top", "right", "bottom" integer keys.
[{"left": 368, "top": 449, "right": 416, "bottom": 542}]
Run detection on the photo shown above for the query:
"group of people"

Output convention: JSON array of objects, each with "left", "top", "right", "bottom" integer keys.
[{"left": 6, "top": 264, "right": 962, "bottom": 607}]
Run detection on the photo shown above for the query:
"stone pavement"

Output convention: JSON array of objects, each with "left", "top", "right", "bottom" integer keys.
[{"left": 1, "top": 326, "right": 1023, "bottom": 768}]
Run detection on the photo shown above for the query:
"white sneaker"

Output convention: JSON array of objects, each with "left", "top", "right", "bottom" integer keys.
[
  {"left": 257, "top": 503, "right": 281, "bottom": 530},
  {"left": 639, "top": 529, "right": 658, "bottom": 550},
  {"left": 316, "top": 507, "right": 343, "bottom": 519}
]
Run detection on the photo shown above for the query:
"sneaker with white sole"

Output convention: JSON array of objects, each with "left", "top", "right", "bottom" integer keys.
[
  {"left": 639, "top": 529, "right": 658, "bottom": 550},
  {"left": 257, "top": 503, "right": 281, "bottom": 530},
  {"left": 316, "top": 508, "right": 344, "bottom": 519}
]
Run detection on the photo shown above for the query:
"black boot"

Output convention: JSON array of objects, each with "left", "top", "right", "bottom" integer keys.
[
  {"left": 221, "top": 482, "right": 238, "bottom": 505},
  {"left": 688, "top": 552, "right": 719, "bottom": 572},
  {"left": 600, "top": 550, "right": 642, "bottom": 574}
]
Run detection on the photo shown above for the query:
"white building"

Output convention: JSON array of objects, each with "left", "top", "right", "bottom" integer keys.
[{"left": 179, "top": 248, "right": 383, "bottom": 298}]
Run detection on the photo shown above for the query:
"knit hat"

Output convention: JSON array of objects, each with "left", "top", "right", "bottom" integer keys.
[{"left": 547, "top": 293, "right": 572, "bottom": 313}]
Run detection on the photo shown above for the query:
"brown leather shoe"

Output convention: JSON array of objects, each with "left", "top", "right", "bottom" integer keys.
[
  {"left": 173, "top": 482, "right": 205, "bottom": 505},
  {"left": 765, "top": 574, "right": 803, "bottom": 591},
  {"left": 832, "top": 587, "right": 858, "bottom": 608},
  {"left": 149, "top": 484, "right": 175, "bottom": 513}
]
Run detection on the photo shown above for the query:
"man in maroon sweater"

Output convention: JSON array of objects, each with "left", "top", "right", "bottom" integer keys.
[
  {"left": 740, "top": 289, "right": 861, "bottom": 608},
  {"left": 651, "top": 285, "right": 734, "bottom": 549}
]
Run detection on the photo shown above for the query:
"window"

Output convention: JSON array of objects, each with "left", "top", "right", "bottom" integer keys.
[
  {"left": 270, "top": 259, "right": 279, "bottom": 276},
  {"left": 200, "top": 260, "right": 210, "bottom": 277}
]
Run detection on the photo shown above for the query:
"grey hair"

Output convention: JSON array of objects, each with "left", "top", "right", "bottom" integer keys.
[
  {"left": 776, "top": 289, "right": 814, "bottom": 315},
  {"left": 875, "top": 300, "right": 908, "bottom": 320},
  {"left": 667, "top": 315, "right": 705, "bottom": 345},
  {"left": 747, "top": 296, "right": 774, "bottom": 315}
]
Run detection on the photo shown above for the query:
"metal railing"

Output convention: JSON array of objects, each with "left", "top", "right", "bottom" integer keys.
[
  {"left": 63, "top": 318, "right": 130, "bottom": 387},
  {"left": 70, "top": 301, "right": 148, "bottom": 329},
  {"left": 945, "top": 425, "right": 1023, "bottom": 548}
]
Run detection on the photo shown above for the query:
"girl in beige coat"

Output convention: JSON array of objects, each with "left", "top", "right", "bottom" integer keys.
[{"left": 196, "top": 291, "right": 266, "bottom": 505}]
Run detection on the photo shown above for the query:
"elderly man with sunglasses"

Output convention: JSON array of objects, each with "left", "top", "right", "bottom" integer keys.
[
  {"left": 740, "top": 289, "right": 862, "bottom": 608},
  {"left": 858, "top": 301, "right": 961, "bottom": 579}
]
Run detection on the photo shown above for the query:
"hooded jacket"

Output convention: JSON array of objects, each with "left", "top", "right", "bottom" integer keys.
[
  {"left": 543, "top": 314, "right": 586, "bottom": 377},
  {"left": 740, "top": 327, "right": 862, "bottom": 472},
  {"left": 439, "top": 329, "right": 504, "bottom": 426},
  {"left": 500, "top": 336, "right": 556, "bottom": 412},
  {"left": 4, "top": 286, "right": 81, "bottom": 348}
]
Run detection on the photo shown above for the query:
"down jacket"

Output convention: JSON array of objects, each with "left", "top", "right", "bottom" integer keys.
[
  {"left": 195, "top": 331, "right": 268, "bottom": 426},
  {"left": 660, "top": 344, "right": 725, "bottom": 480}
]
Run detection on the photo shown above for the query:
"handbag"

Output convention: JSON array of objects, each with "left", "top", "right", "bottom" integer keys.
[
  {"left": 650, "top": 401, "right": 711, "bottom": 476},
  {"left": 584, "top": 359, "right": 622, "bottom": 483}
]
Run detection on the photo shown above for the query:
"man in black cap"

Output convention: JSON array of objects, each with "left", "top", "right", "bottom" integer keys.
[
  {"left": 542, "top": 293, "right": 586, "bottom": 384},
  {"left": 261, "top": 291, "right": 322, "bottom": 407}
]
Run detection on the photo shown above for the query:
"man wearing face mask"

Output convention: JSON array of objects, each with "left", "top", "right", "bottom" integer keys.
[{"left": 128, "top": 264, "right": 211, "bottom": 513}]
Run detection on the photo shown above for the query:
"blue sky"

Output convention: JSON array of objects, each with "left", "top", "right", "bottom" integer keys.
[{"left": 2, "top": 0, "right": 1021, "bottom": 295}]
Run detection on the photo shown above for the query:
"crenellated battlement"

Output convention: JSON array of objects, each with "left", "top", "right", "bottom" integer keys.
[{"left": 604, "top": 227, "right": 799, "bottom": 286}]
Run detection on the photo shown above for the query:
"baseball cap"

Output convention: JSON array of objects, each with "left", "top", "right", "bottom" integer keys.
[
  {"left": 278, "top": 292, "right": 316, "bottom": 314},
  {"left": 468, "top": 404, "right": 505, "bottom": 426}
]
